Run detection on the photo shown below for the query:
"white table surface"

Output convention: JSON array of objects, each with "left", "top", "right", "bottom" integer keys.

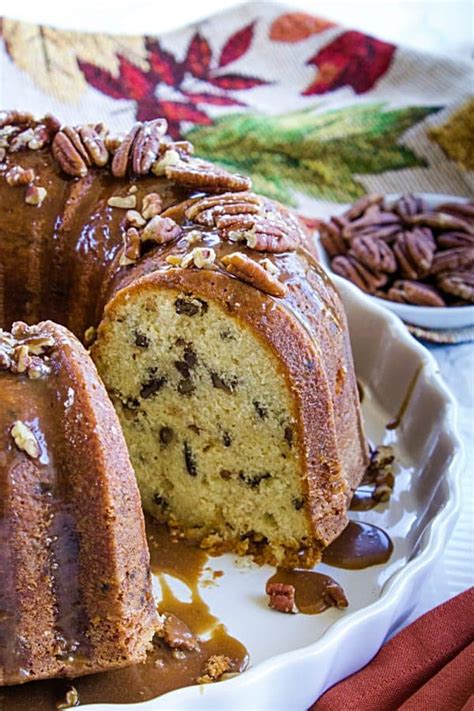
[{"left": 1, "top": 0, "right": 473, "bottom": 639}]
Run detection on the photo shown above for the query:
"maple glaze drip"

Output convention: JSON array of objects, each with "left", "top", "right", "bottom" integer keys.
[
  {"left": 266, "top": 569, "right": 348, "bottom": 614},
  {"left": 322, "top": 521, "right": 393, "bottom": 570},
  {"left": 386, "top": 365, "right": 422, "bottom": 430},
  {"left": 1, "top": 521, "right": 248, "bottom": 710}
]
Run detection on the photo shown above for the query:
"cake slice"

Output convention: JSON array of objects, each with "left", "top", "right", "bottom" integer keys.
[
  {"left": 92, "top": 195, "right": 368, "bottom": 568},
  {"left": 0, "top": 321, "right": 159, "bottom": 686}
]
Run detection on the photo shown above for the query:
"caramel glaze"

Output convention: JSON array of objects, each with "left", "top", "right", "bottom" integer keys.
[
  {"left": 0, "top": 369, "right": 90, "bottom": 683},
  {"left": 0, "top": 149, "right": 185, "bottom": 336},
  {"left": 322, "top": 521, "right": 393, "bottom": 570},
  {"left": 267, "top": 569, "right": 348, "bottom": 614},
  {"left": 1, "top": 520, "right": 248, "bottom": 710}
]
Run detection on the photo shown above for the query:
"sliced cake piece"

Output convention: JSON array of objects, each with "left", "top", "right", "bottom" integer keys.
[
  {"left": 0, "top": 321, "right": 159, "bottom": 686},
  {"left": 92, "top": 198, "right": 368, "bottom": 568}
]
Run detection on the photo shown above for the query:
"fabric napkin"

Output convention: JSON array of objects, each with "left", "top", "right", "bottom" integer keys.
[
  {"left": 1, "top": 2, "right": 472, "bottom": 212},
  {"left": 312, "top": 587, "right": 474, "bottom": 711}
]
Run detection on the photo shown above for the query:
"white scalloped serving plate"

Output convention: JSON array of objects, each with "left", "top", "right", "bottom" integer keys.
[
  {"left": 317, "top": 193, "right": 474, "bottom": 330},
  {"left": 85, "top": 275, "right": 462, "bottom": 711}
]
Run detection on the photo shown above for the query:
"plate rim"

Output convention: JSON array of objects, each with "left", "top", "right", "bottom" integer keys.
[{"left": 84, "top": 275, "right": 464, "bottom": 710}]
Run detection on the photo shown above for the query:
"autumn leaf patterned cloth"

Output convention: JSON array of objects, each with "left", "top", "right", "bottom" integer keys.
[{"left": 0, "top": 3, "right": 473, "bottom": 221}]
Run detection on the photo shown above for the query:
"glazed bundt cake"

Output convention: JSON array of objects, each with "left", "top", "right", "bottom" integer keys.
[
  {"left": 0, "top": 321, "right": 159, "bottom": 685},
  {"left": 0, "top": 111, "right": 368, "bottom": 570}
]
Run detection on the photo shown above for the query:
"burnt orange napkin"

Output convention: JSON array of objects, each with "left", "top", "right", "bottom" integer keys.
[{"left": 312, "top": 587, "right": 474, "bottom": 711}]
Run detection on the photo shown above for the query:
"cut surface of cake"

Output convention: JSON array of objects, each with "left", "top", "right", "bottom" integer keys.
[
  {"left": 91, "top": 197, "right": 368, "bottom": 567},
  {"left": 0, "top": 321, "right": 159, "bottom": 686}
]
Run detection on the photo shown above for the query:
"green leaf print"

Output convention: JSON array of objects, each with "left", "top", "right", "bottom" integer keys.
[{"left": 186, "top": 103, "right": 440, "bottom": 205}]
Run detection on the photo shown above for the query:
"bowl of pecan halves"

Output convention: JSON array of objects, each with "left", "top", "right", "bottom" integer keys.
[{"left": 317, "top": 193, "right": 474, "bottom": 329}]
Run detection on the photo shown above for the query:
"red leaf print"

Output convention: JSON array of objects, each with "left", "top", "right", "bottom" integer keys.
[
  {"left": 158, "top": 101, "right": 213, "bottom": 125},
  {"left": 185, "top": 32, "right": 212, "bottom": 79},
  {"left": 219, "top": 22, "right": 255, "bottom": 67},
  {"left": 146, "top": 38, "right": 183, "bottom": 85},
  {"left": 117, "top": 55, "right": 154, "bottom": 100},
  {"left": 303, "top": 30, "right": 395, "bottom": 95},
  {"left": 183, "top": 91, "right": 244, "bottom": 107},
  {"left": 208, "top": 74, "right": 269, "bottom": 90},
  {"left": 78, "top": 60, "right": 130, "bottom": 100}
]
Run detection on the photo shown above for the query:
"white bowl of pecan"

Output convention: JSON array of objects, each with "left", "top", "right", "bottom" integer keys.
[{"left": 317, "top": 193, "right": 474, "bottom": 330}]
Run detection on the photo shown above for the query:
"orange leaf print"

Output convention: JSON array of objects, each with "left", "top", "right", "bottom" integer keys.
[{"left": 269, "top": 12, "right": 335, "bottom": 43}]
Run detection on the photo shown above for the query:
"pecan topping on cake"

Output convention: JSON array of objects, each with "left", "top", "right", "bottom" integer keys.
[
  {"left": 52, "top": 124, "right": 109, "bottom": 177},
  {"left": 185, "top": 193, "right": 303, "bottom": 253},
  {"left": 221, "top": 252, "right": 287, "bottom": 297},
  {"left": 1, "top": 323, "right": 54, "bottom": 378},
  {"left": 142, "top": 192, "right": 163, "bottom": 220},
  {"left": 112, "top": 120, "right": 167, "bottom": 177},
  {"left": 165, "top": 155, "right": 251, "bottom": 193},
  {"left": 25, "top": 185, "right": 47, "bottom": 207},
  {"left": 5, "top": 165, "right": 35, "bottom": 186},
  {"left": 10, "top": 420, "right": 40, "bottom": 459},
  {"left": 141, "top": 215, "right": 181, "bottom": 245}
]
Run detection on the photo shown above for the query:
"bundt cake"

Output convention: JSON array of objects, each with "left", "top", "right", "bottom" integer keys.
[
  {"left": 0, "top": 320, "right": 159, "bottom": 685},
  {"left": 0, "top": 111, "right": 368, "bottom": 570}
]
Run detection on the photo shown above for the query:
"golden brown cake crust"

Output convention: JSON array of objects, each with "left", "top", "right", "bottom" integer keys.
[{"left": 0, "top": 321, "right": 159, "bottom": 686}]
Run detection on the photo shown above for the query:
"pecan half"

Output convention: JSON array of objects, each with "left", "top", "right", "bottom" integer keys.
[
  {"left": 331, "top": 254, "right": 387, "bottom": 294},
  {"left": 0, "top": 110, "right": 36, "bottom": 128},
  {"left": 437, "top": 231, "right": 474, "bottom": 249},
  {"left": 392, "top": 193, "right": 425, "bottom": 220},
  {"left": 77, "top": 124, "right": 109, "bottom": 167},
  {"left": 185, "top": 193, "right": 302, "bottom": 253},
  {"left": 342, "top": 204, "right": 401, "bottom": 240},
  {"left": 393, "top": 228, "right": 436, "bottom": 278},
  {"left": 437, "top": 270, "right": 474, "bottom": 302},
  {"left": 166, "top": 156, "right": 251, "bottom": 193},
  {"left": 266, "top": 582, "right": 298, "bottom": 614},
  {"left": 319, "top": 219, "right": 347, "bottom": 256},
  {"left": 405, "top": 212, "right": 474, "bottom": 235},
  {"left": 52, "top": 130, "right": 88, "bottom": 178},
  {"left": 430, "top": 247, "right": 474, "bottom": 275},
  {"left": 221, "top": 252, "right": 287, "bottom": 297},
  {"left": 141, "top": 215, "right": 182, "bottom": 244},
  {"left": 350, "top": 235, "right": 397, "bottom": 273},
  {"left": 120, "top": 228, "right": 141, "bottom": 266},
  {"left": 386, "top": 280, "right": 446, "bottom": 307},
  {"left": 435, "top": 201, "right": 474, "bottom": 226},
  {"left": 342, "top": 193, "right": 383, "bottom": 221},
  {"left": 111, "top": 123, "right": 141, "bottom": 177},
  {"left": 185, "top": 192, "right": 262, "bottom": 226},
  {"left": 132, "top": 119, "right": 168, "bottom": 175}
]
